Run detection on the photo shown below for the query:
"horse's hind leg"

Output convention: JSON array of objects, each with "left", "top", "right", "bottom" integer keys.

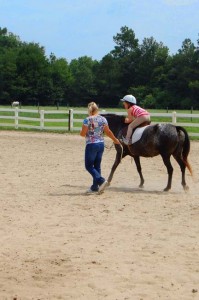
[
  {"left": 173, "top": 155, "right": 189, "bottom": 191},
  {"left": 134, "top": 156, "right": 144, "bottom": 188},
  {"left": 161, "top": 154, "right": 173, "bottom": 191}
]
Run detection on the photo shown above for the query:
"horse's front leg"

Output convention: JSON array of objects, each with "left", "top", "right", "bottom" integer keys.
[
  {"left": 107, "top": 144, "right": 123, "bottom": 185},
  {"left": 133, "top": 156, "right": 144, "bottom": 188}
]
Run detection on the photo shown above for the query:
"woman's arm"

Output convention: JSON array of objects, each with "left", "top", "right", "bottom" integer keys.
[
  {"left": 80, "top": 124, "right": 88, "bottom": 137},
  {"left": 103, "top": 125, "right": 120, "bottom": 144}
]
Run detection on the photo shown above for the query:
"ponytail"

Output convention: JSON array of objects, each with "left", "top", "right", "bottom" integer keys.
[{"left": 88, "top": 102, "right": 98, "bottom": 115}]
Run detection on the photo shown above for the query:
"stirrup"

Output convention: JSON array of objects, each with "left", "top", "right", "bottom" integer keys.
[{"left": 122, "top": 137, "right": 130, "bottom": 145}]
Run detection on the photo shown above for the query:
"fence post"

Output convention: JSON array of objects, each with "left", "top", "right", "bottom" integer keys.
[
  {"left": 172, "top": 111, "right": 177, "bottom": 124},
  {"left": 68, "top": 109, "right": 73, "bottom": 132},
  {"left": 191, "top": 106, "right": 193, "bottom": 121},
  {"left": 40, "top": 110, "right": 45, "bottom": 130},
  {"left": 14, "top": 107, "right": 19, "bottom": 129}
]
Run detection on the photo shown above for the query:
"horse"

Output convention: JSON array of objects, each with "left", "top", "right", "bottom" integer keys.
[
  {"left": 11, "top": 101, "right": 20, "bottom": 107},
  {"left": 101, "top": 113, "right": 192, "bottom": 191}
]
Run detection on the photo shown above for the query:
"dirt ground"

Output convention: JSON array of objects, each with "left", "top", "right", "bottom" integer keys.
[{"left": 0, "top": 131, "right": 198, "bottom": 300}]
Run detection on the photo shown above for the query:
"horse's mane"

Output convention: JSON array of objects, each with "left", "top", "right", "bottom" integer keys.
[
  {"left": 100, "top": 113, "right": 126, "bottom": 136},
  {"left": 100, "top": 113, "right": 126, "bottom": 123}
]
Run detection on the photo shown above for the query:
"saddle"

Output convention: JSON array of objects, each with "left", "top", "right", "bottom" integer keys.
[
  {"left": 120, "top": 120, "right": 151, "bottom": 140},
  {"left": 135, "top": 120, "right": 151, "bottom": 129}
]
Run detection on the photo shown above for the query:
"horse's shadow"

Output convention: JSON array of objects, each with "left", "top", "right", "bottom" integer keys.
[
  {"left": 49, "top": 184, "right": 178, "bottom": 197},
  {"left": 103, "top": 186, "right": 181, "bottom": 195},
  {"left": 107, "top": 186, "right": 165, "bottom": 195}
]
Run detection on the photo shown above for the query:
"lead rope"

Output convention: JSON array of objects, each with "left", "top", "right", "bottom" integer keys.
[
  {"left": 105, "top": 142, "right": 123, "bottom": 163},
  {"left": 119, "top": 143, "right": 124, "bottom": 163},
  {"left": 104, "top": 143, "right": 114, "bottom": 150}
]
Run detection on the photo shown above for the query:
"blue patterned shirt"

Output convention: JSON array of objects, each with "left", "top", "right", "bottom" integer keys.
[{"left": 83, "top": 115, "right": 108, "bottom": 144}]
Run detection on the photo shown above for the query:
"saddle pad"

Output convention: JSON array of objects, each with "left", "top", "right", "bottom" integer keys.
[{"left": 131, "top": 125, "right": 149, "bottom": 144}]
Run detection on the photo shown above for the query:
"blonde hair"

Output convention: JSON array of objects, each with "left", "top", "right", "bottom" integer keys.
[{"left": 88, "top": 102, "right": 98, "bottom": 115}]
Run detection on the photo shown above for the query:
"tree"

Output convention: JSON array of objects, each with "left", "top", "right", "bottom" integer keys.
[
  {"left": 111, "top": 26, "right": 139, "bottom": 58},
  {"left": 15, "top": 42, "right": 50, "bottom": 105},
  {"left": 137, "top": 37, "right": 169, "bottom": 87},
  {"left": 0, "top": 27, "right": 21, "bottom": 51},
  {"left": 94, "top": 54, "right": 121, "bottom": 106},
  {"left": 0, "top": 27, "right": 22, "bottom": 104},
  {"left": 69, "top": 56, "right": 98, "bottom": 105},
  {"left": 163, "top": 38, "right": 199, "bottom": 108},
  {"left": 109, "top": 26, "right": 140, "bottom": 96},
  {"left": 49, "top": 54, "right": 73, "bottom": 106},
  {"left": 1, "top": 26, "right": 198, "bottom": 109}
]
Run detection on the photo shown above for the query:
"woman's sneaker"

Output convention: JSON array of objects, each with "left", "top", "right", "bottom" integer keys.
[{"left": 85, "top": 188, "right": 98, "bottom": 194}]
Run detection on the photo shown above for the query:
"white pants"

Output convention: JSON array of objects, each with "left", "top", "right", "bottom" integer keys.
[{"left": 126, "top": 115, "right": 150, "bottom": 140}]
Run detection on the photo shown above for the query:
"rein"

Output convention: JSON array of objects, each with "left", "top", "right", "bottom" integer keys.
[
  {"left": 105, "top": 143, "right": 114, "bottom": 150},
  {"left": 105, "top": 142, "right": 124, "bottom": 164}
]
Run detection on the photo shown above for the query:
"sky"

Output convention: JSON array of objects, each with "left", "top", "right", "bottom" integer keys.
[{"left": 0, "top": 0, "right": 198, "bottom": 61}]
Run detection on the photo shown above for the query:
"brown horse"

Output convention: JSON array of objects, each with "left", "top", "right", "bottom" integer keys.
[{"left": 101, "top": 114, "right": 192, "bottom": 191}]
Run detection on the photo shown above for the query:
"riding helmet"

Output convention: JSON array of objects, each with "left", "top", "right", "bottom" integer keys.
[{"left": 120, "top": 94, "right": 136, "bottom": 104}]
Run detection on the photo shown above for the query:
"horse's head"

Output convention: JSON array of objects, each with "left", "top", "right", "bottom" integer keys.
[{"left": 100, "top": 113, "right": 126, "bottom": 137}]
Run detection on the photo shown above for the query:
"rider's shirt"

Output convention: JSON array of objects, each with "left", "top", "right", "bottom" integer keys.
[
  {"left": 129, "top": 105, "right": 150, "bottom": 118},
  {"left": 83, "top": 115, "right": 108, "bottom": 144}
]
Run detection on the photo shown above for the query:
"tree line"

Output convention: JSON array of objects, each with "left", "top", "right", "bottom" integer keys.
[{"left": 0, "top": 26, "right": 199, "bottom": 109}]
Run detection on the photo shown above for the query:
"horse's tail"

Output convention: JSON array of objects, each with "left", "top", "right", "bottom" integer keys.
[{"left": 176, "top": 126, "right": 192, "bottom": 176}]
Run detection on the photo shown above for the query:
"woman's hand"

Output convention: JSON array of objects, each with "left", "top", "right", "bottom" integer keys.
[{"left": 113, "top": 138, "right": 120, "bottom": 145}]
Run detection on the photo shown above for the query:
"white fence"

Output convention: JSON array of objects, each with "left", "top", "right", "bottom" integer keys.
[
  {"left": 0, "top": 108, "right": 199, "bottom": 137},
  {"left": 0, "top": 108, "right": 70, "bottom": 131}
]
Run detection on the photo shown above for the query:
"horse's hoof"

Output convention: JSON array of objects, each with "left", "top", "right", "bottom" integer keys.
[
  {"left": 163, "top": 187, "right": 170, "bottom": 192},
  {"left": 183, "top": 185, "right": 189, "bottom": 191},
  {"left": 98, "top": 181, "right": 109, "bottom": 194},
  {"left": 139, "top": 184, "right": 144, "bottom": 189}
]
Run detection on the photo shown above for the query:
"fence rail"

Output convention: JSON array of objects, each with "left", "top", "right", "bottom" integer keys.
[{"left": 0, "top": 108, "right": 199, "bottom": 137}]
